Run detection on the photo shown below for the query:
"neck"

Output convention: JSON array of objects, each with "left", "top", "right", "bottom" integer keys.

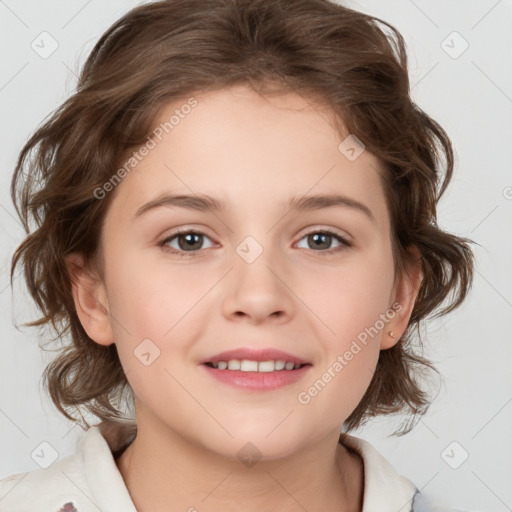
[{"left": 115, "top": 418, "right": 364, "bottom": 512}]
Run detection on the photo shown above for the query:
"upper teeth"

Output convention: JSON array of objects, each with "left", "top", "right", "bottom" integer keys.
[{"left": 208, "top": 360, "right": 302, "bottom": 372}]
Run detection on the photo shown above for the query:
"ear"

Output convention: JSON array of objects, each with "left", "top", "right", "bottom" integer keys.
[
  {"left": 380, "top": 245, "right": 423, "bottom": 350},
  {"left": 66, "top": 252, "right": 114, "bottom": 346}
]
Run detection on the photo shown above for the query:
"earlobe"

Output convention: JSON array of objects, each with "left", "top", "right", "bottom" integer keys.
[
  {"left": 380, "top": 245, "right": 423, "bottom": 350},
  {"left": 66, "top": 253, "right": 114, "bottom": 346}
]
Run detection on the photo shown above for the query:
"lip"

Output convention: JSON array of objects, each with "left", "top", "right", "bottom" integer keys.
[
  {"left": 199, "top": 347, "right": 310, "bottom": 366},
  {"left": 200, "top": 363, "right": 312, "bottom": 391}
]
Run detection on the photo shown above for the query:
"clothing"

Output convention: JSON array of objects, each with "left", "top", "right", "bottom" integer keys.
[{"left": 0, "top": 420, "right": 441, "bottom": 512}]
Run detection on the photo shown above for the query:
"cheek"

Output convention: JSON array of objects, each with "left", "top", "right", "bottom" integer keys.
[
  {"left": 290, "top": 249, "right": 395, "bottom": 424},
  {"left": 305, "top": 245, "right": 395, "bottom": 344},
  {"left": 105, "top": 242, "right": 212, "bottom": 334},
  {"left": 104, "top": 257, "right": 213, "bottom": 404}
]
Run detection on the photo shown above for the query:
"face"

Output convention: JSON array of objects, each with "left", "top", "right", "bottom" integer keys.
[{"left": 72, "top": 84, "right": 418, "bottom": 460}]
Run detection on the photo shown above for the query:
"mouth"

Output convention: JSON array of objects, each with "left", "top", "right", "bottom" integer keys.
[
  {"left": 203, "top": 360, "right": 311, "bottom": 371},
  {"left": 199, "top": 347, "right": 311, "bottom": 368},
  {"left": 200, "top": 351, "right": 313, "bottom": 391}
]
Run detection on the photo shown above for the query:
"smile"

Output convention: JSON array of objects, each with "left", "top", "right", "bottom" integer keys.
[
  {"left": 204, "top": 359, "right": 305, "bottom": 372},
  {"left": 201, "top": 361, "right": 313, "bottom": 391}
]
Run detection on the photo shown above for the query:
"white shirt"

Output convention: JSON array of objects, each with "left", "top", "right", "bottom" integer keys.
[{"left": 0, "top": 420, "right": 441, "bottom": 512}]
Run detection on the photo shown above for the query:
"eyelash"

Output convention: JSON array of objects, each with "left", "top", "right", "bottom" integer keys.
[{"left": 158, "top": 227, "right": 352, "bottom": 258}]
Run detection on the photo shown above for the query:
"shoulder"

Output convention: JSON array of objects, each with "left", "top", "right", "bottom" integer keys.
[
  {"left": 341, "top": 433, "right": 418, "bottom": 511},
  {"left": 0, "top": 439, "right": 90, "bottom": 512},
  {"left": 340, "top": 434, "right": 478, "bottom": 512},
  {"left": 0, "top": 421, "right": 137, "bottom": 512}
]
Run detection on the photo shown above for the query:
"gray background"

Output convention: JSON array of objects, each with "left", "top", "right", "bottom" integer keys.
[{"left": 1, "top": 0, "right": 511, "bottom": 510}]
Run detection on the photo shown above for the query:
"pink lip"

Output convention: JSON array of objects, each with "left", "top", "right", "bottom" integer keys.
[
  {"left": 200, "top": 363, "right": 312, "bottom": 391},
  {"left": 199, "top": 347, "right": 310, "bottom": 365}
]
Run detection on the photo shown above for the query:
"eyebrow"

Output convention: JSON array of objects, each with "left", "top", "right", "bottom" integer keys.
[{"left": 134, "top": 192, "right": 376, "bottom": 224}]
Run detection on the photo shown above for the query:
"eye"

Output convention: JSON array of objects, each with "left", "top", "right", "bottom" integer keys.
[
  {"left": 295, "top": 229, "right": 352, "bottom": 254},
  {"left": 159, "top": 227, "right": 352, "bottom": 258},
  {"left": 159, "top": 229, "right": 214, "bottom": 256}
]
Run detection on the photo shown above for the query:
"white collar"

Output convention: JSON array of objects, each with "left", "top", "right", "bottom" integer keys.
[
  {"left": 340, "top": 433, "right": 418, "bottom": 512},
  {"left": 81, "top": 421, "right": 138, "bottom": 511}
]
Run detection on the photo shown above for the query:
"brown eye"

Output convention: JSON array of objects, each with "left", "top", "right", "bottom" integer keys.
[
  {"left": 176, "top": 232, "right": 204, "bottom": 251},
  {"left": 308, "top": 233, "right": 333, "bottom": 250},
  {"left": 296, "top": 229, "right": 351, "bottom": 253},
  {"left": 160, "top": 230, "right": 214, "bottom": 255}
]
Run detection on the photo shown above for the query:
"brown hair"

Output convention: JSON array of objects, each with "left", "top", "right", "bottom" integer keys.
[{"left": 10, "top": 0, "right": 475, "bottom": 435}]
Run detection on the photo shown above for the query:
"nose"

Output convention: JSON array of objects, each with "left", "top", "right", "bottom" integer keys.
[{"left": 220, "top": 242, "right": 296, "bottom": 325}]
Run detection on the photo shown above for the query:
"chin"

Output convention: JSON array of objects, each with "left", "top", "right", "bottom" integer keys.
[{"left": 203, "top": 426, "right": 307, "bottom": 463}]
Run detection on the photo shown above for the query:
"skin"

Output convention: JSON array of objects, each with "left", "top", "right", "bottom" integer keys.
[{"left": 67, "top": 84, "right": 422, "bottom": 512}]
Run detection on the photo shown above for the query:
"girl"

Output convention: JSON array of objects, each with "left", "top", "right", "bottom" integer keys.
[{"left": 1, "top": 0, "right": 475, "bottom": 510}]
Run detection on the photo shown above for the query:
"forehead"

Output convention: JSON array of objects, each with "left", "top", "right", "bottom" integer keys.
[{"left": 106, "top": 84, "right": 389, "bottom": 229}]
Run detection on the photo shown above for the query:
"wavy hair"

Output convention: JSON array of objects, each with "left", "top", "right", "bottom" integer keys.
[{"left": 10, "top": 0, "right": 475, "bottom": 434}]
